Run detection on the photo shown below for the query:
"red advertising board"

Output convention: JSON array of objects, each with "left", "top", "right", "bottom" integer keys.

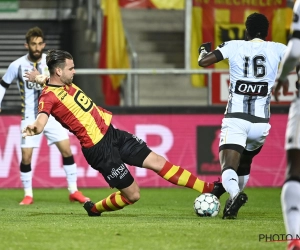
[
  {"left": 0, "top": 113, "right": 287, "bottom": 188},
  {"left": 211, "top": 71, "right": 297, "bottom": 105}
]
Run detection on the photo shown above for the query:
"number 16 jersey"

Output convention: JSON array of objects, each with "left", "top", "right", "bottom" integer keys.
[{"left": 217, "top": 39, "right": 287, "bottom": 122}]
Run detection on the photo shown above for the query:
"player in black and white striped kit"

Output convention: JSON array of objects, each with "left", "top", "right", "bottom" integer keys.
[
  {"left": 198, "top": 13, "right": 287, "bottom": 219},
  {"left": 274, "top": 0, "right": 300, "bottom": 249}
]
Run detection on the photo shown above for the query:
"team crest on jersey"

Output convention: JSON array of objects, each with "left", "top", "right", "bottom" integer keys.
[
  {"left": 235, "top": 80, "right": 268, "bottom": 96},
  {"left": 38, "top": 101, "right": 44, "bottom": 112},
  {"left": 74, "top": 90, "right": 93, "bottom": 112}
]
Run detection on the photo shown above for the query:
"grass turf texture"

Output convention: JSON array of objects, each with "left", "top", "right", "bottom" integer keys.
[{"left": 0, "top": 188, "right": 286, "bottom": 250}]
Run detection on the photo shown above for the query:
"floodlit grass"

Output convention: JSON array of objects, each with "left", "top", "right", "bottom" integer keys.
[{"left": 0, "top": 187, "right": 286, "bottom": 250}]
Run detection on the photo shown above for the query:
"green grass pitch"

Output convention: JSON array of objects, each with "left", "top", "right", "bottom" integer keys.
[{"left": 0, "top": 187, "right": 286, "bottom": 250}]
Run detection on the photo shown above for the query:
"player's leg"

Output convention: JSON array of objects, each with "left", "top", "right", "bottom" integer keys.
[
  {"left": 114, "top": 126, "right": 215, "bottom": 193},
  {"left": 239, "top": 121, "right": 270, "bottom": 191},
  {"left": 19, "top": 118, "right": 43, "bottom": 205},
  {"left": 81, "top": 125, "right": 140, "bottom": 216},
  {"left": 209, "top": 148, "right": 260, "bottom": 200},
  {"left": 44, "top": 116, "right": 89, "bottom": 203},
  {"left": 211, "top": 150, "right": 253, "bottom": 206},
  {"left": 237, "top": 146, "right": 262, "bottom": 191},
  {"left": 219, "top": 148, "right": 242, "bottom": 198},
  {"left": 219, "top": 118, "right": 247, "bottom": 199},
  {"left": 142, "top": 152, "right": 214, "bottom": 193},
  {"left": 218, "top": 118, "right": 249, "bottom": 219},
  {"left": 84, "top": 181, "right": 139, "bottom": 217},
  {"left": 19, "top": 147, "right": 34, "bottom": 205},
  {"left": 281, "top": 100, "right": 300, "bottom": 246},
  {"left": 281, "top": 149, "right": 300, "bottom": 241}
]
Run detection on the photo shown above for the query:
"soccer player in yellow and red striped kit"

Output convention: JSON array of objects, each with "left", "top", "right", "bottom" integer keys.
[{"left": 22, "top": 49, "right": 217, "bottom": 216}]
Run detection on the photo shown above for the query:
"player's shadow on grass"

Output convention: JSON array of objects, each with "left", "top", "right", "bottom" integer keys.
[{"left": 27, "top": 212, "right": 139, "bottom": 217}]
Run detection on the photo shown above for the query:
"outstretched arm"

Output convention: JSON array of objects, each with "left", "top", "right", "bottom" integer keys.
[{"left": 22, "top": 113, "right": 49, "bottom": 137}]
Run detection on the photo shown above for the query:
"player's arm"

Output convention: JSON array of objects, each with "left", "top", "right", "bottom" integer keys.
[
  {"left": 278, "top": 39, "right": 300, "bottom": 81},
  {"left": 0, "top": 80, "right": 9, "bottom": 113},
  {"left": 274, "top": 38, "right": 300, "bottom": 101},
  {"left": 22, "top": 112, "right": 49, "bottom": 137},
  {"left": 198, "top": 42, "right": 224, "bottom": 67},
  {"left": 0, "top": 62, "right": 18, "bottom": 112}
]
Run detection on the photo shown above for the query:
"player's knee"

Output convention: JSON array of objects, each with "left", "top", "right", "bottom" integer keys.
[
  {"left": 21, "top": 154, "right": 32, "bottom": 164},
  {"left": 60, "top": 150, "right": 73, "bottom": 158},
  {"left": 21, "top": 149, "right": 33, "bottom": 163},
  {"left": 126, "top": 191, "right": 140, "bottom": 203},
  {"left": 143, "top": 152, "right": 166, "bottom": 172}
]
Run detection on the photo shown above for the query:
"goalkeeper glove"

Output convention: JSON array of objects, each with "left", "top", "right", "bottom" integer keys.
[{"left": 198, "top": 42, "right": 212, "bottom": 61}]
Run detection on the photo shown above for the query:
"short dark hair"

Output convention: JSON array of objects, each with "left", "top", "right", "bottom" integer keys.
[
  {"left": 25, "top": 27, "right": 44, "bottom": 43},
  {"left": 245, "top": 13, "right": 269, "bottom": 39},
  {"left": 46, "top": 49, "right": 73, "bottom": 75}
]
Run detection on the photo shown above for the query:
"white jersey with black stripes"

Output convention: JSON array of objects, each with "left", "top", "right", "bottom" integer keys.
[
  {"left": 1, "top": 53, "right": 49, "bottom": 119},
  {"left": 217, "top": 39, "right": 287, "bottom": 119}
]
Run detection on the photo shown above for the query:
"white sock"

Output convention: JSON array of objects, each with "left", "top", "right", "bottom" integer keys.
[
  {"left": 222, "top": 169, "right": 240, "bottom": 199},
  {"left": 281, "top": 181, "right": 300, "bottom": 238},
  {"left": 63, "top": 163, "right": 78, "bottom": 194},
  {"left": 20, "top": 171, "right": 33, "bottom": 197},
  {"left": 238, "top": 174, "right": 250, "bottom": 191}
]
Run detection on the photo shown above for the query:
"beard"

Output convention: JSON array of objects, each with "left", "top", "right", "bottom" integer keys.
[
  {"left": 62, "top": 76, "right": 73, "bottom": 85},
  {"left": 28, "top": 50, "right": 42, "bottom": 61}
]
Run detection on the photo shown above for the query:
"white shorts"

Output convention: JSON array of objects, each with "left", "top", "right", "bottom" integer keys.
[
  {"left": 21, "top": 115, "right": 69, "bottom": 148},
  {"left": 219, "top": 117, "right": 271, "bottom": 151},
  {"left": 285, "top": 99, "right": 300, "bottom": 150}
]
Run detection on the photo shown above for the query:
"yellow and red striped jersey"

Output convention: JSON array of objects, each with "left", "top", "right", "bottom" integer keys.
[{"left": 38, "top": 83, "right": 112, "bottom": 148}]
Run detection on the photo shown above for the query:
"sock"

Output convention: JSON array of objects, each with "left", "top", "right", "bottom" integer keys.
[
  {"left": 94, "top": 191, "right": 132, "bottom": 213},
  {"left": 281, "top": 181, "right": 300, "bottom": 238},
  {"left": 63, "top": 156, "right": 78, "bottom": 194},
  {"left": 222, "top": 169, "right": 240, "bottom": 199},
  {"left": 20, "top": 163, "right": 33, "bottom": 197},
  {"left": 157, "top": 161, "right": 214, "bottom": 193},
  {"left": 238, "top": 174, "right": 250, "bottom": 191}
]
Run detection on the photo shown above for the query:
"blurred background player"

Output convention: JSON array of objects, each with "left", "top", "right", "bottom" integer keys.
[
  {"left": 0, "top": 27, "right": 89, "bottom": 205},
  {"left": 198, "top": 13, "right": 287, "bottom": 219},
  {"left": 274, "top": 0, "right": 300, "bottom": 249},
  {"left": 23, "top": 49, "right": 218, "bottom": 216}
]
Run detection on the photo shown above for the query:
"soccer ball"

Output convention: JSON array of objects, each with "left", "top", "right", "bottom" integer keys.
[{"left": 194, "top": 193, "right": 220, "bottom": 217}]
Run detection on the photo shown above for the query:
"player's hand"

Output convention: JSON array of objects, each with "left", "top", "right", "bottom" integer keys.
[
  {"left": 274, "top": 78, "right": 289, "bottom": 102},
  {"left": 198, "top": 42, "right": 212, "bottom": 61},
  {"left": 24, "top": 68, "right": 40, "bottom": 82},
  {"left": 22, "top": 125, "right": 38, "bottom": 138},
  {"left": 35, "top": 75, "right": 49, "bottom": 86}
]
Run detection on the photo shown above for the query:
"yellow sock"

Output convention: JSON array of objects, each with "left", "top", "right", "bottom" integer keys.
[
  {"left": 95, "top": 191, "right": 132, "bottom": 212},
  {"left": 158, "top": 161, "right": 214, "bottom": 193}
]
